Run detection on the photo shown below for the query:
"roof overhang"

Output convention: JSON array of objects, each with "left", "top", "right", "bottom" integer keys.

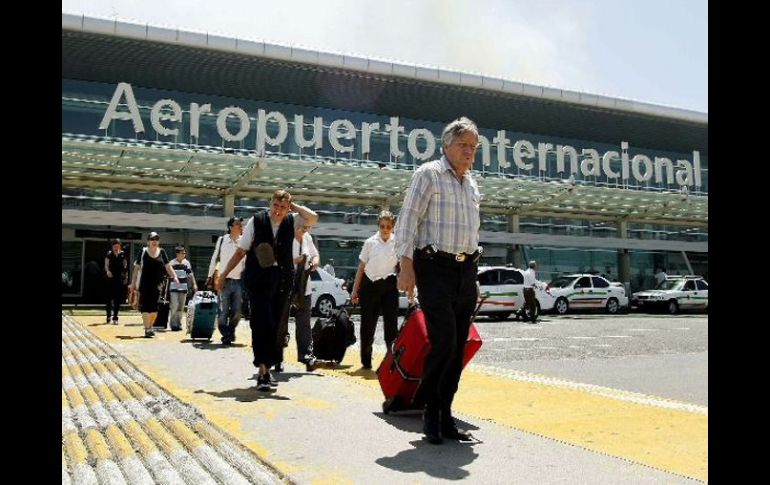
[{"left": 62, "top": 136, "right": 708, "bottom": 227}]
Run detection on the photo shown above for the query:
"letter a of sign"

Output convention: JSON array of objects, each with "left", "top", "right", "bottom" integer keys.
[{"left": 99, "top": 82, "right": 145, "bottom": 134}]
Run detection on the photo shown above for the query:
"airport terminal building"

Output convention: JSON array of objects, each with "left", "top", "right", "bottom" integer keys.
[{"left": 62, "top": 14, "right": 708, "bottom": 303}]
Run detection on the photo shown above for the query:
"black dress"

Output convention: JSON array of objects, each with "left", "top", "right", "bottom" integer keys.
[{"left": 138, "top": 249, "right": 169, "bottom": 313}]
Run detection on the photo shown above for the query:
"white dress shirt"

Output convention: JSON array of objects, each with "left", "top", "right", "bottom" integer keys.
[{"left": 359, "top": 232, "right": 398, "bottom": 281}]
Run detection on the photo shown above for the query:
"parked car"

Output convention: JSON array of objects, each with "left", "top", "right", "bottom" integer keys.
[
  {"left": 310, "top": 267, "right": 350, "bottom": 316},
  {"left": 547, "top": 274, "right": 628, "bottom": 315},
  {"left": 630, "top": 275, "right": 708, "bottom": 314},
  {"left": 398, "top": 265, "right": 555, "bottom": 321}
]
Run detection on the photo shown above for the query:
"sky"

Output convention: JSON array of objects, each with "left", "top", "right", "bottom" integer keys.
[{"left": 61, "top": 0, "right": 707, "bottom": 114}]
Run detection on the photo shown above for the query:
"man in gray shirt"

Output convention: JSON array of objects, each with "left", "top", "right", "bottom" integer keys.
[{"left": 395, "top": 117, "right": 481, "bottom": 445}]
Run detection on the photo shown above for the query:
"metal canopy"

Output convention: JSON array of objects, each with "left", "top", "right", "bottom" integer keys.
[{"left": 62, "top": 136, "right": 708, "bottom": 227}]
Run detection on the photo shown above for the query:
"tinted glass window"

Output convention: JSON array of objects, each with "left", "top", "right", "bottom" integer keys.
[
  {"left": 592, "top": 276, "right": 610, "bottom": 288},
  {"left": 310, "top": 271, "right": 322, "bottom": 281},
  {"left": 575, "top": 277, "right": 592, "bottom": 289},
  {"left": 696, "top": 280, "right": 708, "bottom": 290},
  {"left": 501, "top": 270, "right": 523, "bottom": 284},
  {"left": 683, "top": 280, "right": 696, "bottom": 291},
  {"left": 478, "top": 270, "right": 499, "bottom": 285}
]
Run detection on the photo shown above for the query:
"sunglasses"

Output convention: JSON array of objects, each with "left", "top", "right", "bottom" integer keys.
[{"left": 149, "top": 237, "right": 160, "bottom": 241}]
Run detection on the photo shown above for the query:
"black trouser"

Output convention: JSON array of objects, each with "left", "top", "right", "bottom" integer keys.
[
  {"left": 359, "top": 274, "right": 399, "bottom": 366},
  {"left": 249, "top": 268, "right": 292, "bottom": 369},
  {"left": 413, "top": 251, "right": 478, "bottom": 413},
  {"left": 105, "top": 279, "right": 125, "bottom": 320},
  {"left": 523, "top": 287, "right": 538, "bottom": 322}
]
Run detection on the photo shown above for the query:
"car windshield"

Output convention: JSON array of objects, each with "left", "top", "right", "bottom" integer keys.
[
  {"left": 548, "top": 277, "right": 574, "bottom": 288},
  {"left": 657, "top": 279, "right": 684, "bottom": 290}
]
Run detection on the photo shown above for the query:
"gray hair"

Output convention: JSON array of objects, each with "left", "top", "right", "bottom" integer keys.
[
  {"left": 528, "top": 260, "right": 537, "bottom": 269},
  {"left": 441, "top": 117, "right": 479, "bottom": 149}
]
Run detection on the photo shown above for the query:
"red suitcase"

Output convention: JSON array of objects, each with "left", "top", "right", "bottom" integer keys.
[{"left": 378, "top": 298, "right": 485, "bottom": 414}]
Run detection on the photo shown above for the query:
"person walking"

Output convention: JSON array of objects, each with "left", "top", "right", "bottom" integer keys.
[
  {"left": 351, "top": 210, "right": 399, "bottom": 370},
  {"left": 216, "top": 190, "right": 318, "bottom": 391},
  {"left": 276, "top": 215, "right": 319, "bottom": 372},
  {"left": 522, "top": 260, "right": 543, "bottom": 324},
  {"left": 130, "top": 232, "right": 179, "bottom": 338},
  {"left": 104, "top": 238, "right": 128, "bottom": 325},
  {"left": 208, "top": 216, "right": 246, "bottom": 345},
  {"left": 168, "top": 245, "right": 197, "bottom": 331},
  {"left": 395, "top": 117, "right": 482, "bottom": 444}
]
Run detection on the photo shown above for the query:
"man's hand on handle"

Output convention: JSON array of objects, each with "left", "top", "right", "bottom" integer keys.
[{"left": 397, "top": 257, "right": 416, "bottom": 303}]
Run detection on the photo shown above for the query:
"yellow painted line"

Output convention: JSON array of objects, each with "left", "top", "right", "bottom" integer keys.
[
  {"left": 144, "top": 418, "right": 183, "bottom": 455},
  {"left": 105, "top": 424, "right": 136, "bottom": 459},
  {"left": 63, "top": 430, "right": 89, "bottom": 465},
  {"left": 63, "top": 381, "right": 85, "bottom": 408},
  {"left": 122, "top": 420, "right": 158, "bottom": 457},
  {"left": 85, "top": 428, "right": 112, "bottom": 460},
  {"left": 108, "top": 382, "right": 133, "bottom": 402}
]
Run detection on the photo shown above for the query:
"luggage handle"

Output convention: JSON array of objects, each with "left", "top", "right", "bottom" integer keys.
[{"left": 391, "top": 346, "right": 421, "bottom": 382}]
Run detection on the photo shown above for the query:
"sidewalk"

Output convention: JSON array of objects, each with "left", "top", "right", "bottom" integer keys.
[{"left": 62, "top": 312, "right": 707, "bottom": 484}]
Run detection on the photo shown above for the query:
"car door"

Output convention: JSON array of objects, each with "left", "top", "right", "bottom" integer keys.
[
  {"left": 680, "top": 279, "right": 698, "bottom": 309},
  {"left": 500, "top": 269, "right": 525, "bottom": 311},
  {"left": 477, "top": 269, "right": 503, "bottom": 313},
  {"left": 591, "top": 276, "right": 611, "bottom": 308},
  {"left": 571, "top": 276, "right": 595, "bottom": 308},
  {"left": 695, "top": 279, "right": 708, "bottom": 309}
]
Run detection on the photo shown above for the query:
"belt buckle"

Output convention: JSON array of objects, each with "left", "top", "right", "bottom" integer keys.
[{"left": 455, "top": 253, "right": 466, "bottom": 262}]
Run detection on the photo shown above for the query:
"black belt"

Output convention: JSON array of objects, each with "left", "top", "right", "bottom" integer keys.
[{"left": 416, "top": 246, "right": 481, "bottom": 263}]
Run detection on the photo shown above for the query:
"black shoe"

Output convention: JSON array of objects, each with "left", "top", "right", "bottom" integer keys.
[
  {"left": 362, "top": 357, "right": 372, "bottom": 369},
  {"left": 221, "top": 338, "right": 232, "bottom": 346},
  {"left": 266, "top": 372, "right": 278, "bottom": 387},
  {"left": 171, "top": 326, "right": 182, "bottom": 331},
  {"left": 256, "top": 374, "right": 270, "bottom": 391},
  {"left": 305, "top": 356, "right": 318, "bottom": 372},
  {"left": 273, "top": 363, "right": 284, "bottom": 373},
  {"left": 144, "top": 329, "right": 155, "bottom": 338},
  {"left": 423, "top": 408, "right": 443, "bottom": 445},
  {"left": 442, "top": 416, "right": 473, "bottom": 442}
]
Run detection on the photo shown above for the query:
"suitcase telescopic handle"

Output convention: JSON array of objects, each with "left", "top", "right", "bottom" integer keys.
[
  {"left": 391, "top": 346, "right": 421, "bottom": 382},
  {"left": 470, "top": 292, "right": 490, "bottom": 323}
]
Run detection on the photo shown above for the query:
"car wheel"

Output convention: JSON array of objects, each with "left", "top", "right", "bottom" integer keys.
[
  {"left": 316, "top": 295, "right": 336, "bottom": 317},
  {"left": 667, "top": 299, "right": 679, "bottom": 314},
  {"left": 606, "top": 297, "right": 619, "bottom": 314},
  {"left": 555, "top": 297, "right": 569, "bottom": 315}
]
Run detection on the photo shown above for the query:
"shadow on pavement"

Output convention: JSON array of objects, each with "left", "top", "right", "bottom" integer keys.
[
  {"left": 195, "top": 387, "right": 291, "bottom": 402},
  {"left": 375, "top": 439, "right": 479, "bottom": 480},
  {"left": 181, "top": 340, "right": 247, "bottom": 349},
  {"left": 343, "top": 367, "right": 378, "bottom": 380},
  {"left": 373, "top": 412, "right": 479, "bottom": 433}
]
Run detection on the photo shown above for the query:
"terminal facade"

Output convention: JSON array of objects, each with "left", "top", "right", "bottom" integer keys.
[{"left": 62, "top": 14, "right": 708, "bottom": 303}]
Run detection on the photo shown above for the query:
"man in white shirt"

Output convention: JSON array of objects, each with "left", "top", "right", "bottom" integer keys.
[
  {"left": 654, "top": 267, "right": 668, "bottom": 287},
  {"left": 522, "top": 261, "right": 543, "bottom": 324},
  {"left": 323, "top": 259, "right": 335, "bottom": 277},
  {"left": 208, "top": 216, "right": 245, "bottom": 345}
]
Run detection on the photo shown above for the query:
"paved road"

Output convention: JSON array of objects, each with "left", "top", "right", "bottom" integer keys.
[{"left": 62, "top": 310, "right": 707, "bottom": 483}]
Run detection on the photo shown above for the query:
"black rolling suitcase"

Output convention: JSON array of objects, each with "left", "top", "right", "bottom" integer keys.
[
  {"left": 153, "top": 278, "right": 170, "bottom": 329},
  {"left": 312, "top": 305, "right": 356, "bottom": 362}
]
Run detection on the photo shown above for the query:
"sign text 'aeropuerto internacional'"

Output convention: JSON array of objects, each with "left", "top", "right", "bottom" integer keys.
[{"left": 99, "top": 82, "right": 702, "bottom": 188}]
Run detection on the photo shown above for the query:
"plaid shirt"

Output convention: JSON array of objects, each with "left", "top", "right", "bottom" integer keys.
[{"left": 395, "top": 157, "right": 481, "bottom": 259}]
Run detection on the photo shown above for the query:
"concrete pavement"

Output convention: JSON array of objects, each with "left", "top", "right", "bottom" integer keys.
[{"left": 62, "top": 312, "right": 707, "bottom": 483}]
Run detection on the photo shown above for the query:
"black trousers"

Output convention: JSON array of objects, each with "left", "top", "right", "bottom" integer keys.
[
  {"left": 523, "top": 287, "right": 538, "bottom": 322},
  {"left": 359, "top": 274, "right": 399, "bottom": 365},
  {"left": 105, "top": 279, "right": 125, "bottom": 320},
  {"left": 249, "top": 268, "right": 292, "bottom": 369},
  {"left": 413, "top": 252, "right": 478, "bottom": 411}
]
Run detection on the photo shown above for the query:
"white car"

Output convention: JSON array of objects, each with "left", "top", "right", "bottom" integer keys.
[
  {"left": 398, "top": 266, "right": 556, "bottom": 321},
  {"left": 477, "top": 266, "right": 555, "bottom": 320},
  {"left": 309, "top": 267, "right": 350, "bottom": 316},
  {"left": 631, "top": 275, "right": 708, "bottom": 314},
  {"left": 548, "top": 274, "right": 628, "bottom": 314}
]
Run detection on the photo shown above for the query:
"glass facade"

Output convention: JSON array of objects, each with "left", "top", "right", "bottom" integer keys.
[{"left": 62, "top": 78, "right": 707, "bottom": 301}]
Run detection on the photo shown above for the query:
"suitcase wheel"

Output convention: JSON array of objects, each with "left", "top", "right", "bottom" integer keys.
[{"left": 382, "top": 397, "right": 399, "bottom": 414}]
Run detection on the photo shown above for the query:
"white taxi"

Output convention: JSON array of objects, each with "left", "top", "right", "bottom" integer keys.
[
  {"left": 548, "top": 274, "right": 628, "bottom": 315},
  {"left": 630, "top": 275, "right": 708, "bottom": 314},
  {"left": 398, "top": 265, "right": 556, "bottom": 320}
]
